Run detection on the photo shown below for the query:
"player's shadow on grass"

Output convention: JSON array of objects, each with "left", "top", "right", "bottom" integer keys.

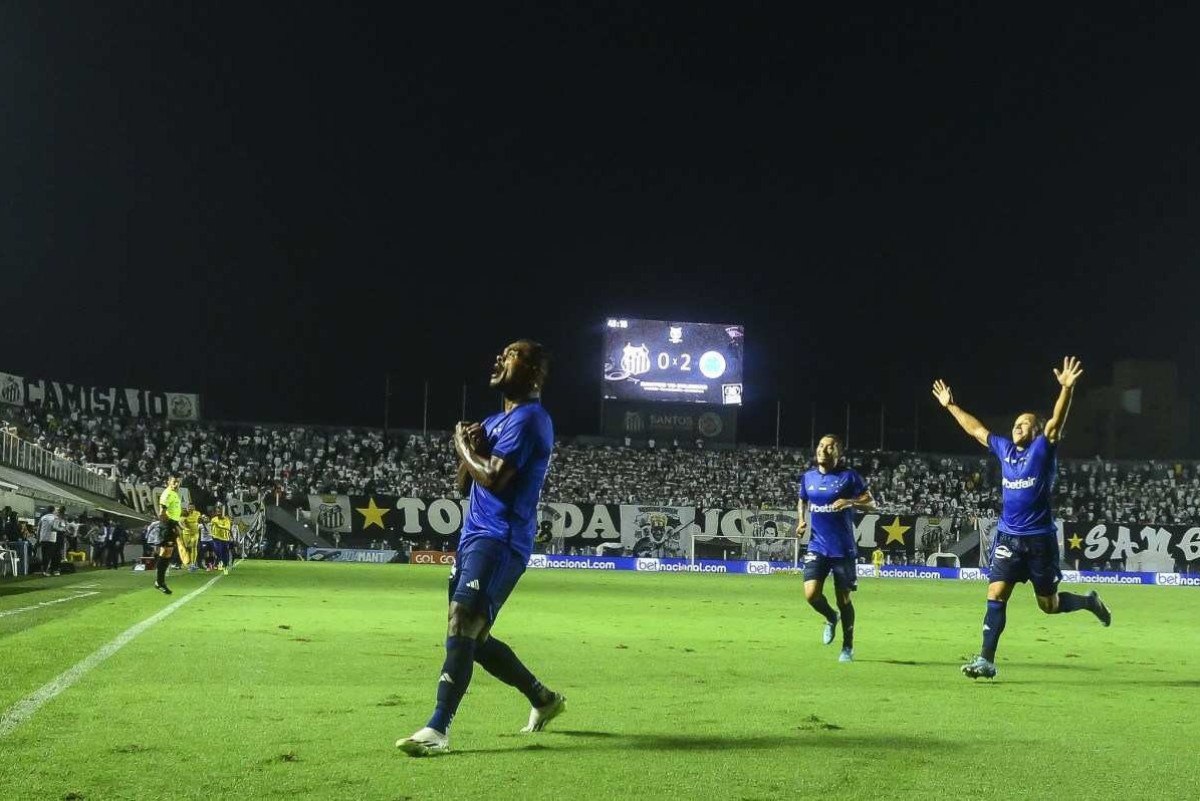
[
  {"left": 0, "top": 586, "right": 66, "bottom": 598},
  {"left": 861, "top": 659, "right": 963, "bottom": 667},
  {"left": 465, "top": 730, "right": 958, "bottom": 755},
  {"left": 1125, "top": 679, "right": 1200, "bottom": 688},
  {"left": 862, "top": 659, "right": 1100, "bottom": 673},
  {"left": 1018, "top": 662, "right": 1100, "bottom": 672}
]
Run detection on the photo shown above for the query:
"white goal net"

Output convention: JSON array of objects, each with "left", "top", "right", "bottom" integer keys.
[{"left": 688, "top": 531, "right": 801, "bottom": 567}]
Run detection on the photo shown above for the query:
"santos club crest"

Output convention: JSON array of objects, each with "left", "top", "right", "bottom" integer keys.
[{"left": 620, "top": 343, "right": 651, "bottom": 376}]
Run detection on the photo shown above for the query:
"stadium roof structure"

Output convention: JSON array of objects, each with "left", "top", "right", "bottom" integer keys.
[{"left": 0, "top": 463, "right": 149, "bottom": 523}]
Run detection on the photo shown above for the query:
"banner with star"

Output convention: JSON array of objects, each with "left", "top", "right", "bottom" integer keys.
[
  {"left": 1061, "top": 521, "right": 1200, "bottom": 571},
  {"left": 851, "top": 514, "right": 917, "bottom": 558},
  {"left": 311, "top": 495, "right": 939, "bottom": 560}
]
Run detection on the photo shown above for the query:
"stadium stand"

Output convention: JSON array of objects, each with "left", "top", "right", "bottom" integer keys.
[{"left": 12, "top": 403, "right": 1200, "bottom": 525}]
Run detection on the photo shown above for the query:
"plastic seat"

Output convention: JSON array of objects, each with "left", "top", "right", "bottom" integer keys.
[{"left": 0, "top": 546, "right": 18, "bottom": 577}]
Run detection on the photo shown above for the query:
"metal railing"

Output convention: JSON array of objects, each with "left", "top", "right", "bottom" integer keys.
[{"left": 0, "top": 429, "right": 118, "bottom": 498}]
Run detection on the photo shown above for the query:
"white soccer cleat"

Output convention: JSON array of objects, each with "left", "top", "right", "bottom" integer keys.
[
  {"left": 521, "top": 693, "right": 567, "bottom": 733},
  {"left": 822, "top": 613, "right": 838, "bottom": 645},
  {"left": 396, "top": 726, "right": 449, "bottom": 757}
]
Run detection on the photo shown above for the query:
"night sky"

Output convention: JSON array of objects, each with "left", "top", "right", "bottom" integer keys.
[{"left": 4, "top": 4, "right": 1199, "bottom": 451}]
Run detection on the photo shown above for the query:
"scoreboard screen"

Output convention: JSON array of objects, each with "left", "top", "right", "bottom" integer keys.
[{"left": 602, "top": 318, "right": 744, "bottom": 405}]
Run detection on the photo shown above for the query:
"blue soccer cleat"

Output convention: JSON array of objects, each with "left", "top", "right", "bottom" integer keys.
[
  {"left": 961, "top": 655, "right": 997, "bottom": 679},
  {"left": 839, "top": 647, "right": 854, "bottom": 663},
  {"left": 822, "top": 613, "right": 838, "bottom": 646}
]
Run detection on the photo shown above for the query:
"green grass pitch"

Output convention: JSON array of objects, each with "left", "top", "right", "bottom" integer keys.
[{"left": 1, "top": 562, "right": 1197, "bottom": 800}]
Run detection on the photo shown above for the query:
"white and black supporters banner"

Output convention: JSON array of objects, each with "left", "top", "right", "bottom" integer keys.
[{"left": 0, "top": 371, "right": 200, "bottom": 420}]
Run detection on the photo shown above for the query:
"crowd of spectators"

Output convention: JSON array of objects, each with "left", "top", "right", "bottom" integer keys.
[{"left": 9, "top": 404, "right": 1200, "bottom": 525}]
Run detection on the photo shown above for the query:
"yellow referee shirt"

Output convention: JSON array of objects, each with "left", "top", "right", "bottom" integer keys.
[{"left": 159, "top": 488, "right": 182, "bottom": 522}]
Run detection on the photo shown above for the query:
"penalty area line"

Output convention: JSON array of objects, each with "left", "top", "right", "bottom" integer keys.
[{"left": 0, "top": 573, "right": 225, "bottom": 739}]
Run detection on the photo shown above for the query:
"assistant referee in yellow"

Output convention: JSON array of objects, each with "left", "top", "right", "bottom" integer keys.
[{"left": 154, "top": 476, "right": 183, "bottom": 594}]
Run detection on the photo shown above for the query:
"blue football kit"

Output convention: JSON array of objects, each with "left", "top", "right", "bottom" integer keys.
[
  {"left": 452, "top": 400, "right": 554, "bottom": 621},
  {"left": 799, "top": 466, "right": 868, "bottom": 590},
  {"left": 986, "top": 433, "right": 1061, "bottom": 594}
]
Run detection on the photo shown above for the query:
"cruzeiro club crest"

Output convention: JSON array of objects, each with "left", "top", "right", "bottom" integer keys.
[{"left": 620, "top": 343, "right": 651, "bottom": 376}]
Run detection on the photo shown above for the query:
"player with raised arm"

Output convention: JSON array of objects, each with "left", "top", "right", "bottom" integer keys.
[
  {"left": 933, "top": 357, "right": 1110, "bottom": 680},
  {"left": 398, "top": 340, "right": 565, "bottom": 757},
  {"left": 796, "top": 435, "right": 876, "bottom": 663}
]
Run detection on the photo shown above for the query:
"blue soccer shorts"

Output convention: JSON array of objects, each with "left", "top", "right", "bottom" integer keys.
[
  {"left": 988, "top": 532, "right": 1062, "bottom": 597},
  {"left": 802, "top": 552, "right": 858, "bottom": 592},
  {"left": 448, "top": 537, "right": 527, "bottom": 623}
]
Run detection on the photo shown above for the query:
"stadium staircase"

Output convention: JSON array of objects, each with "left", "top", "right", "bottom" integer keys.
[
  {"left": 266, "top": 505, "right": 334, "bottom": 549},
  {"left": 947, "top": 530, "right": 980, "bottom": 567}
]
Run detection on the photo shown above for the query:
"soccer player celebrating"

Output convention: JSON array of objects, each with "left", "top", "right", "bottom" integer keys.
[
  {"left": 796, "top": 435, "right": 876, "bottom": 663},
  {"left": 397, "top": 340, "right": 565, "bottom": 757},
  {"left": 932, "top": 356, "right": 1111, "bottom": 680},
  {"left": 154, "top": 476, "right": 184, "bottom": 594}
]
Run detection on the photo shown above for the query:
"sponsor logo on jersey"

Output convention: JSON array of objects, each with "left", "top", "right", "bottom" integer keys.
[{"left": 1002, "top": 477, "right": 1037, "bottom": 490}]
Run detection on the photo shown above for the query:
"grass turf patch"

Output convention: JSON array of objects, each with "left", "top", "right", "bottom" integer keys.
[{"left": 1, "top": 562, "right": 1195, "bottom": 799}]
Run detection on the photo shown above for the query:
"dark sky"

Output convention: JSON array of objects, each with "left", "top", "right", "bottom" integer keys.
[{"left": 4, "top": 4, "right": 1199, "bottom": 450}]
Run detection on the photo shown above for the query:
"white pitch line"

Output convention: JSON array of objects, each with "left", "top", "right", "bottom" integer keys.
[
  {"left": 0, "top": 592, "right": 100, "bottom": 619},
  {"left": 0, "top": 574, "right": 224, "bottom": 738}
]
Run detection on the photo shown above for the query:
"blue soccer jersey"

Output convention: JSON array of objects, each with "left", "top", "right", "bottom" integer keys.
[
  {"left": 798, "top": 466, "right": 867, "bottom": 558},
  {"left": 988, "top": 433, "right": 1057, "bottom": 536},
  {"left": 460, "top": 400, "right": 554, "bottom": 560}
]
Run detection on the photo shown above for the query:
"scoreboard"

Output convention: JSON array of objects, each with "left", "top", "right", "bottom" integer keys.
[{"left": 602, "top": 318, "right": 744, "bottom": 405}]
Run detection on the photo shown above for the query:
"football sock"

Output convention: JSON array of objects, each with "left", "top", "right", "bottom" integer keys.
[
  {"left": 981, "top": 599, "right": 1006, "bottom": 662},
  {"left": 837, "top": 601, "right": 855, "bottom": 649},
  {"left": 427, "top": 635, "right": 477, "bottom": 734},
  {"left": 1054, "top": 592, "right": 1090, "bottom": 613},
  {"left": 475, "top": 637, "right": 551, "bottom": 706},
  {"left": 808, "top": 594, "right": 837, "bottom": 624},
  {"left": 155, "top": 556, "right": 169, "bottom": 585}
]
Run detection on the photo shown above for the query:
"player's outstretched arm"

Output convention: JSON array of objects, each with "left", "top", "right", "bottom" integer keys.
[
  {"left": 1044, "top": 356, "right": 1083, "bottom": 443},
  {"left": 794, "top": 499, "right": 808, "bottom": 537},
  {"left": 932, "top": 379, "right": 989, "bottom": 447}
]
